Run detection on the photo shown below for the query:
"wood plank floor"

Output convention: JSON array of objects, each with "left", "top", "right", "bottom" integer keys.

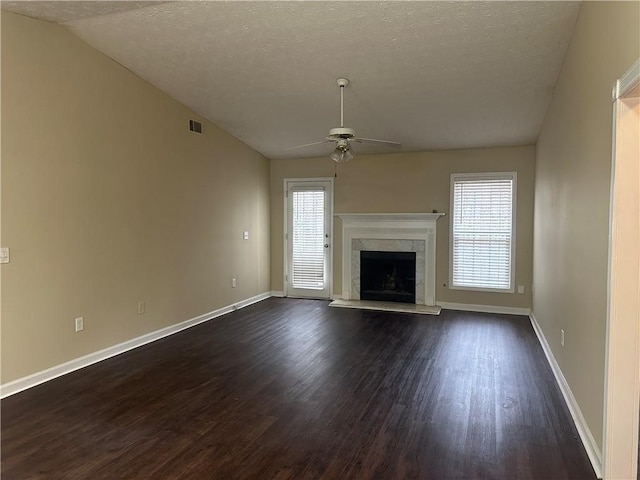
[{"left": 2, "top": 298, "right": 596, "bottom": 479}]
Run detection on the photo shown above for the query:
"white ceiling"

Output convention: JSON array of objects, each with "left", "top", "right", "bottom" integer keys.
[{"left": 3, "top": 1, "right": 581, "bottom": 160}]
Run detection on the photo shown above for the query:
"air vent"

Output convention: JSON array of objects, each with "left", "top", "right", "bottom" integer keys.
[{"left": 189, "top": 119, "right": 202, "bottom": 134}]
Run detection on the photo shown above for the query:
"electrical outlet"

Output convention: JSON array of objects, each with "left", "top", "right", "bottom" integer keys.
[
  {"left": 75, "top": 317, "right": 84, "bottom": 332},
  {"left": 560, "top": 329, "right": 565, "bottom": 347},
  {"left": 243, "top": 231, "right": 249, "bottom": 240},
  {"left": 137, "top": 301, "right": 145, "bottom": 315},
  {"left": 0, "top": 247, "right": 9, "bottom": 264},
  {"left": 517, "top": 285, "right": 525, "bottom": 294},
  {"left": 232, "top": 278, "right": 237, "bottom": 288}
]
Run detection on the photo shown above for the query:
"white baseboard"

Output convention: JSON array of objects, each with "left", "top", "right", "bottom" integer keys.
[
  {"left": 529, "top": 312, "right": 602, "bottom": 479},
  {"left": 437, "top": 301, "right": 531, "bottom": 316},
  {"left": 270, "top": 291, "right": 344, "bottom": 301},
  {"left": 0, "top": 292, "right": 272, "bottom": 399}
]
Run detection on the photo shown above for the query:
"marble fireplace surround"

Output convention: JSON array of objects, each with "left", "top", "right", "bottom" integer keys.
[{"left": 337, "top": 213, "right": 444, "bottom": 306}]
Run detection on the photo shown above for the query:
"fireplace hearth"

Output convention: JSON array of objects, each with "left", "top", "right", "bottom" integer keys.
[{"left": 360, "top": 251, "right": 416, "bottom": 304}]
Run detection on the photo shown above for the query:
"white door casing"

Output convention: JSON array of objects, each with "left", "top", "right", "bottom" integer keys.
[
  {"left": 284, "top": 178, "right": 333, "bottom": 299},
  {"left": 603, "top": 58, "right": 640, "bottom": 480}
]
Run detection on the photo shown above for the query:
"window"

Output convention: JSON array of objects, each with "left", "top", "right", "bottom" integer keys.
[{"left": 450, "top": 172, "right": 516, "bottom": 292}]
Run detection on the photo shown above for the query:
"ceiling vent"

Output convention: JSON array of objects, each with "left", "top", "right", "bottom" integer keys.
[{"left": 189, "top": 119, "right": 202, "bottom": 134}]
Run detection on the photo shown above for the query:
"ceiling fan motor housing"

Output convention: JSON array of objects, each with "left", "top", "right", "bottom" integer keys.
[{"left": 328, "top": 127, "right": 355, "bottom": 139}]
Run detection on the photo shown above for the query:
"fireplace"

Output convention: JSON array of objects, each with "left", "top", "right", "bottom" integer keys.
[
  {"left": 360, "top": 251, "right": 416, "bottom": 304},
  {"left": 337, "top": 213, "right": 444, "bottom": 306}
]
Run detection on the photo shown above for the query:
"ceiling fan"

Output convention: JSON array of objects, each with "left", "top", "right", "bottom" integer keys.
[{"left": 287, "top": 78, "right": 401, "bottom": 162}]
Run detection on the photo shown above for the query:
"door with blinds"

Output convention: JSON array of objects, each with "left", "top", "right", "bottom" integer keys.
[{"left": 285, "top": 179, "right": 333, "bottom": 299}]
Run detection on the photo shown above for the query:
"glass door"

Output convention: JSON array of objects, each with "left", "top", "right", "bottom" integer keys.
[{"left": 285, "top": 179, "right": 333, "bottom": 299}]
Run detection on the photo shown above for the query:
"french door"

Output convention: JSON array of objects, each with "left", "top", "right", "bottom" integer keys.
[{"left": 285, "top": 179, "right": 333, "bottom": 299}]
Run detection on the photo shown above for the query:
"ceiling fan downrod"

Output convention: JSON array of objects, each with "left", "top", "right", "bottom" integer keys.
[
  {"left": 337, "top": 78, "right": 349, "bottom": 128},
  {"left": 329, "top": 78, "right": 355, "bottom": 142}
]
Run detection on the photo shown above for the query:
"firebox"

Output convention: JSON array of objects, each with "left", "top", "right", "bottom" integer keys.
[{"left": 360, "top": 251, "right": 417, "bottom": 304}]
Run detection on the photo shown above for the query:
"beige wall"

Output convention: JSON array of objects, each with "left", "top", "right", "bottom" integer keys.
[
  {"left": 533, "top": 1, "right": 639, "bottom": 454},
  {"left": 271, "top": 146, "right": 535, "bottom": 308},
  {"left": 1, "top": 12, "right": 270, "bottom": 383}
]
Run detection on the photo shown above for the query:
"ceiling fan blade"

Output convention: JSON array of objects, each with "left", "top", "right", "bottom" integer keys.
[
  {"left": 285, "top": 140, "right": 332, "bottom": 150},
  {"left": 353, "top": 137, "right": 401, "bottom": 148}
]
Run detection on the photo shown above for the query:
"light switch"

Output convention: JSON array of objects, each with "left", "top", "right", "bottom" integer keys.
[
  {"left": 243, "top": 231, "right": 249, "bottom": 240},
  {"left": 0, "top": 247, "right": 9, "bottom": 264}
]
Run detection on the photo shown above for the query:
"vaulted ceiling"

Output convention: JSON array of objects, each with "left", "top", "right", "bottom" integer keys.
[{"left": 2, "top": 1, "right": 581, "bottom": 159}]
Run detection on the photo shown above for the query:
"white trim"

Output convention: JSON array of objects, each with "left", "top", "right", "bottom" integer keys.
[
  {"left": 529, "top": 312, "right": 603, "bottom": 479},
  {"left": 337, "top": 213, "right": 443, "bottom": 306},
  {"left": 449, "top": 172, "right": 517, "bottom": 294},
  {"left": 603, "top": 94, "right": 617, "bottom": 480},
  {"left": 283, "top": 178, "right": 334, "bottom": 299},
  {"left": 613, "top": 57, "right": 640, "bottom": 100},
  {"left": 436, "top": 301, "right": 530, "bottom": 316},
  {"left": 336, "top": 212, "right": 444, "bottom": 223},
  {"left": 603, "top": 60, "right": 640, "bottom": 480},
  {"left": 270, "top": 291, "right": 340, "bottom": 300},
  {"left": 0, "top": 292, "right": 272, "bottom": 399}
]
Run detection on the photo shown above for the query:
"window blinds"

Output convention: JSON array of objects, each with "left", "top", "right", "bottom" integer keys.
[
  {"left": 291, "top": 189, "right": 325, "bottom": 289},
  {"left": 451, "top": 176, "right": 514, "bottom": 290}
]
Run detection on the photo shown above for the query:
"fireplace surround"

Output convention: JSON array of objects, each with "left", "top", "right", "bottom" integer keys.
[{"left": 337, "top": 213, "right": 444, "bottom": 306}]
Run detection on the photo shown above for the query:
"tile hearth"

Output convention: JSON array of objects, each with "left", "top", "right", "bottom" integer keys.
[{"left": 329, "top": 299, "right": 441, "bottom": 315}]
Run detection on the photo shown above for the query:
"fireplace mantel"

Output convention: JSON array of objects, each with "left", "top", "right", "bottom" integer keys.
[
  {"left": 337, "top": 212, "right": 444, "bottom": 225},
  {"left": 336, "top": 212, "right": 444, "bottom": 306}
]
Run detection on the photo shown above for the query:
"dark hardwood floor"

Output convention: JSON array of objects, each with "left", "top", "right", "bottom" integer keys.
[{"left": 2, "top": 298, "right": 596, "bottom": 479}]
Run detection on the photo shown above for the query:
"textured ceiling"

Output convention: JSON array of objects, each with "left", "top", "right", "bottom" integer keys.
[
  {"left": 2, "top": 1, "right": 581, "bottom": 159},
  {"left": 1, "top": 1, "right": 165, "bottom": 23}
]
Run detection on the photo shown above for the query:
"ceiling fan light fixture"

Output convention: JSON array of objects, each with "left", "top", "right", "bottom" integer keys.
[{"left": 330, "top": 142, "right": 354, "bottom": 162}]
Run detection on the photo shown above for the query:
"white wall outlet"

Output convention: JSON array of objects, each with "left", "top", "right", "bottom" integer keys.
[
  {"left": 137, "top": 301, "right": 145, "bottom": 315},
  {"left": 232, "top": 278, "right": 237, "bottom": 288},
  {"left": 517, "top": 285, "right": 525, "bottom": 294},
  {"left": 243, "top": 231, "right": 249, "bottom": 240},
  {"left": 75, "top": 317, "right": 84, "bottom": 332},
  {"left": 560, "top": 329, "right": 565, "bottom": 347},
  {"left": 0, "top": 247, "right": 9, "bottom": 264}
]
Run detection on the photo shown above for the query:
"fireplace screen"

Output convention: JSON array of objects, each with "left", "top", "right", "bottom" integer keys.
[{"left": 360, "top": 251, "right": 416, "bottom": 304}]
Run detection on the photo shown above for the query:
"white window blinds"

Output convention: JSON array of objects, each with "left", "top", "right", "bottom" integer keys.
[
  {"left": 451, "top": 174, "right": 515, "bottom": 291},
  {"left": 291, "top": 189, "right": 325, "bottom": 289}
]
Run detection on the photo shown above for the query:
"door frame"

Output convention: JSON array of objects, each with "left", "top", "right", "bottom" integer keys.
[
  {"left": 603, "top": 58, "right": 640, "bottom": 480},
  {"left": 283, "top": 177, "right": 334, "bottom": 299}
]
